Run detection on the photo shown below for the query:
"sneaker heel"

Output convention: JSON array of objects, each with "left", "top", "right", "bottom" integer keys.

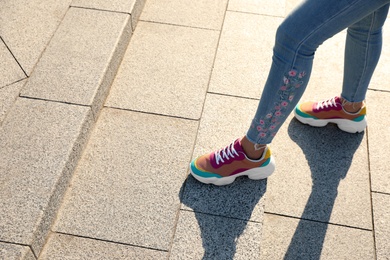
[
  {"left": 248, "top": 157, "right": 276, "bottom": 180},
  {"left": 337, "top": 117, "right": 367, "bottom": 133}
]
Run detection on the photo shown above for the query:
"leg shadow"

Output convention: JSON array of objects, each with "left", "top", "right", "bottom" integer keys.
[
  {"left": 284, "top": 118, "right": 364, "bottom": 259},
  {"left": 179, "top": 175, "right": 266, "bottom": 260}
]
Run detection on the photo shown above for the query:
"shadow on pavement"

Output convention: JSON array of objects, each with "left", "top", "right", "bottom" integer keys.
[
  {"left": 283, "top": 118, "right": 364, "bottom": 259},
  {"left": 179, "top": 175, "right": 266, "bottom": 260}
]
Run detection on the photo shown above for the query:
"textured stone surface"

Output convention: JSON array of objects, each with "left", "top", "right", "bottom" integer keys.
[
  {"left": 372, "top": 193, "right": 390, "bottom": 260},
  {"left": 367, "top": 90, "right": 390, "bottom": 194},
  {"left": 0, "top": 243, "right": 35, "bottom": 260},
  {"left": 140, "top": 0, "right": 228, "bottom": 30},
  {"left": 0, "top": 80, "right": 25, "bottom": 125},
  {"left": 170, "top": 210, "right": 262, "bottom": 260},
  {"left": 264, "top": 111, "right": 372, "bottom": 229},
  {"left": 209, "top": 12, "right": 282, "bottom": 99},
  {"left": 228, "top": 0, "right": 285, "bottom": 17},
  {"left": 0, "top": 41, "right": 25, "bottom": 88},
  {"left": 0, "top": 98, "right": 92, "bottom": 256},
  {"left": 54, "top": 108, "right": 198, "bottom": 250},
  {"left": 285, "top": 0, "right": 304, "bottom": 16},
  {"left": 40, "top": 233, "right": 167, "bottom": 260},
  {"left": 0, "top": 0, "right": 72, "bottom": 75},
  {"left": 260, "top": 214, "right": 374, "bottom": 259},
  {"left": 71, "top": 0, "right": 145, "bottom": 31},
  {"left": 106, "top": 22, "right": 219, "bottom": 119},
  {"left": 21, "top": 7, "right": 132, "bottom": 117},
  {"left": 191, "top": 93, "right": 258, "bottom": 160}
]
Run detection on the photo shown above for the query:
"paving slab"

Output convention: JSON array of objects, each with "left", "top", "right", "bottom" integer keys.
[
  {"left": 53, "top": 108, "right": 198, "bottom": 251},
  {"left": 0, "top": 40, "right": 25, "bottom": 88},
  {"left": 71, "top": 0, "right": 145, "bottom": 31},
  {"left": 372, "top": 192, "right": 390, "bottom": 260},
  {"left": 0, "top": 98, "right": 93, "bottom": 256},
  {"left": 21, "top": 7, "right": 132, "bottom": 117},
  {"left": 170, "top": 210, "right": 262, "bottom": 260},
  {"left": 264, "top": 111, "right": 372, "bottom": 230},
  {"left": 208, "top": 12, "right": 282, "bottom": 99},
  {"left": 140, "top": 0, "right": 228, "bottom": 30},
  {"left": 366, "top": 90, "right": 390, "bottom": 194},
  {"left": 0, "top": 0, "right": 72, "bottom": 75},
  {"left": 0, "top": 243, "right": 35, "bottom": 260},
  {"left": 0, "top": 80, "right": 25, "bottom": 125},
  {"left": 39, "top": 233, "right": 167, "bottom": 260},
  {"left": 182, "top": 93, "right": 267, "bottom": 221},
  {"left": 106, "top": 22, "right": 219, "bottom": 119},
  {"left": 228, "top": 0, "right": 285, "bottom": 17},
  {"left": 260, "top": 214, "right": 374, "bottom": 259}
]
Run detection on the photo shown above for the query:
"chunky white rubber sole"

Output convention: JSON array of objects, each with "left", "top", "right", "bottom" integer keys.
[
  {"left": 294, "top": 110, "right": 367, "bottom": 133},
  {"left": 190, "top": 156, "right": 275, "bottom": 186}
]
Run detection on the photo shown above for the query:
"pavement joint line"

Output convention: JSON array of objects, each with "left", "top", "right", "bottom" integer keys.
[
  {"left": 371, "top": 190, "right": 390, "bottom": 196},
  {"left": 0, "top": 36, "right": 28, "bottom": 77},
  {"left": 179, "top": 208, "right": 261, "bottom": 224},
  {"left": 103, "top": 105, "right": 201, "bottom": 121},
  {"left": 70, "top": 5, "right": 132, "bottom": 16},
  {"left": 0, "top": 240, "right": 38, "bottom": 259},
  {"left": 18, "top": 95, "right": 92, "bottom": 109},
  {"left": 167, "top": 197, "right": 185, "bottom": 258},
  {"left": 226, "top": 9, "right": 285, "bottom": 19},
  {"left": 207, "top": 91, "right": 261, "bottom": 101},
  {"left": 368, "top": 88, "right": 390, "bottom": 93},
  {"left": 138, "top": 19, "right": 221, "bottom": 32},
  {"left": 0, "top": 77, "right": 27, "bottom": 91},
  {"left": 366, "top": 126, "right": 378, "bottom": 259},
  {"left": 53, "top": 231, "right": 169, "bottom": 253},
  {"left": 0, "top": 240, "right": 31, "bottom": 248},
  {"left": 264, "top": 212, "right": 373, "bottom": 232},
  {"left": 29, "top": 245, "right": 38, "bottom": 260}
]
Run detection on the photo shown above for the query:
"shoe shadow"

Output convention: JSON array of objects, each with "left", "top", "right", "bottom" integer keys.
[
  {"left": 179, "top": 175, "right": 266, "bottom": 260},
  {"left": 283, "top": 118, "right": 364, "bottom": 259}
]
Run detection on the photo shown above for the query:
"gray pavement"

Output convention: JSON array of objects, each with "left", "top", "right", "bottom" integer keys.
[{"left": 1, "top": 0, "right": 390, "bottom": 259}]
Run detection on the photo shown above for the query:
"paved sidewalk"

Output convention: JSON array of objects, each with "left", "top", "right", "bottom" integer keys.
[{"left": 1, "top": 0, "right": 390, "bottom": 259}]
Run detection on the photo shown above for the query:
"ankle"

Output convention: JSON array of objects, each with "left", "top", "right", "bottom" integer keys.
[
  {"left": 340, "top": 97, "right": 363, "bottom": 113},
  {"left": 241, "top": 136, "right": 266, "bottom": 160}
]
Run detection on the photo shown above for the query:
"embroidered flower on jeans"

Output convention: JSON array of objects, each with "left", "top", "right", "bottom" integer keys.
[
  {"left": 252, "top": 69, "right": 307, "bottom": 141},
  {"left": 288, "top": 70, "right": 297, "bottom": 77},
  {"left": 259, "top": 132, "right": 267, "bottom": 138}
]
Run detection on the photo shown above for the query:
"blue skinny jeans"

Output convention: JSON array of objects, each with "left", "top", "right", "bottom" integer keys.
[{"left": 246, "top": 0, "right": 389, "bottom": 144}]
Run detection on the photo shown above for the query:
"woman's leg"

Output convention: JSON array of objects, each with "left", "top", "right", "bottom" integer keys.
[
  {"left": 287, "top": 4, "right": 389, "bottom": 138},
  {"left": 342, "top": 4, "right": 390, "bottom": 103},
  {"left": 246, "top": 0, "right": 390, "bottom": 153},
  {"left": 190, "top": 0, "right": 390, "bottom": 185}
]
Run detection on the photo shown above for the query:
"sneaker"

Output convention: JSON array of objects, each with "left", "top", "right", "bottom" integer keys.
[
  {"left": 294, "top": 96, "right": 367, "bottom": 133},
  {"left": 190, "top": 138, "right": 275, "bottom": 186}
]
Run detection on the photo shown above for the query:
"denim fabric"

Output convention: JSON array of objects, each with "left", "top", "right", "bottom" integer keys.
[{"left": 246, "top": 0, "right": 390, "bottom": 144}]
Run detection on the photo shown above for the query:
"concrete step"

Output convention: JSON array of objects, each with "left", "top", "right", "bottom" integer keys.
[{"left": 0, "top": 1, "right": 145, "bottom": 259}]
